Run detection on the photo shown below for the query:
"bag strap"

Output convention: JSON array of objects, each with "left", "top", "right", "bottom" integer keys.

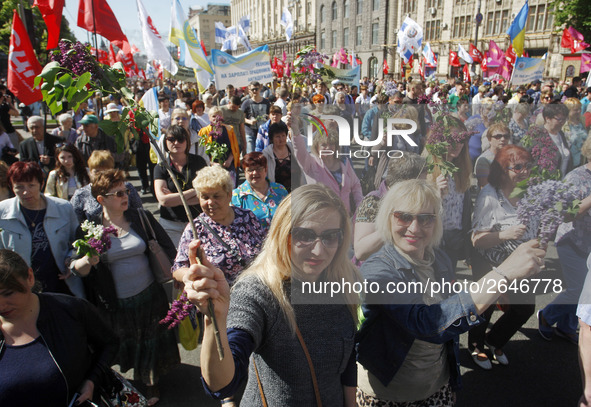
[
  {"left": 251, "top": 326, "right": 322, "bottom": 407},
  {"left": 252, "top": 356, "right": 268, "bottom": 407},
  {"left": 137, "top": 209, "right": 155, "bottom": 240},
  {"left": 197, "top": 216, "right": 232, "bottom": 252}
]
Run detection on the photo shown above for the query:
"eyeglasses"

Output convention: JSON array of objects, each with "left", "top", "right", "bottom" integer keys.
[
  {"left": 491, "top": 133, "right": 511, "bottom": 140},
  {"left": 507, "top": 162, "right": 533, "bottom": 173},
  {"left": 292, "top": 227, "right": 343, "bottom": 249},
  {"left": 166, "top": 136, "right": 186, "bottom": 143},
  {"left": 245, "top": 166, "right": 265, "bottom": 174},
  {"left": 103, "top": 189, "right": 130, "bottom": 198},
  {"left": 391, "top": 211, "right": 437, "bottom": 228},
  {"left": 250, "top": 87, "right": 259, "bottom": 92},
  {"left": 551, "top": 116, "right": 567, "bottom": 122},
  {"left": 543, "top": 96, "right": 552, "bottom": 101}
]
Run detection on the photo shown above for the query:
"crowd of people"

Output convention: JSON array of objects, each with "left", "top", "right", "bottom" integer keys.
[{"left": 0, "top": 71, "right": 591, "bottom": 407}]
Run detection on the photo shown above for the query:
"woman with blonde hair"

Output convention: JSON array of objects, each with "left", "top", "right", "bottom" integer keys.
[
  {"left": 563, "top": 97, "right": 588, "bottom": 167},
  {"left": 184, "top": 184, "right": 361, "bottom": 406}
]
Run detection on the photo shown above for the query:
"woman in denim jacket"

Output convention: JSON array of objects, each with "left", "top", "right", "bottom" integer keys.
[{"left": 356, "top": 179, "right": 545, "bottom": 407}]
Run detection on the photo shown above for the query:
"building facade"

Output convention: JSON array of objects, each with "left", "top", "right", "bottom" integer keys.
[{"left": 188, "top": 4, "right": 232, "bottom": 54}]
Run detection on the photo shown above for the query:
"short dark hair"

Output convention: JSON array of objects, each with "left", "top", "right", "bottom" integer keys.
[
  {"left": 269, "top": 105, "right": 283, "bottom": 115},
  {"left": 7, "top": 161, "right": 44, "bottom": 189},
  {"left": 230, "top": 96, "right": 242, "bottom": 106},
  {"left": 163, "top": 125, "right": 191, "bottom": 154},
  {"left": 542, "top": 103, "right": 569, "bottom": 120},
  {"left": 250, "top": 81, "right": 261, "bottom": 88},
  {"left": 269, "top": 122, "right": 289, "bottom": 143},
  {"left": 241, "top": 152, "right": 267, "bottom": 170},
  {"left": 91, "top": 169, "right": 126, "bottom": 199},
  {"left": 0, "top": 249, "right": 30, "bottom": 293}
]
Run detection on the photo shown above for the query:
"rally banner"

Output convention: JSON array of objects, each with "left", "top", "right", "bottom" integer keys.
[
  {"left": 211, "top": 46, "right": 273, "bottom": 89},
  {"left": 511, "top": 57, "right": 544, "bottom": 85},
  {"left": 321, "top": 65, "right": 360, "bottom": 87}
]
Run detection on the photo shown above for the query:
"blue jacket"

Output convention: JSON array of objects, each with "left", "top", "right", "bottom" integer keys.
[{"left": 356, "top": 243, "right": 483, "bottom": 391}]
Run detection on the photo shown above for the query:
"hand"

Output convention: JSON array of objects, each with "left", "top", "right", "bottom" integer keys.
[
  {"left": 496, "top": 239, "right": 546, "bottom": 281},
  {"left": 183, "top": 240, "right": 230, "bottom": 320},
  {"left": 85, "top": 254, "right": 100, "bottom": 267},
  {"left": 76, "top": 380, "right": 94, "bottom": 404},
  {"left": 435, "top": 174, "right": 448, "bottom": 197},
  {"left": 500, "top": 224, "right": 527, "bottom": 241},
  {"left": 284, "top": 113, "right": 292, "bottom": 129}
]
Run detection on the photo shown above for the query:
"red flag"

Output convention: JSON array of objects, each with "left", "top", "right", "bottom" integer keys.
[
  {"left": 117, "top": 50, "right": 135, "bottom": 72},
  {"left": 131, "top": 44, "right": 140, "bottom": 54},
  {"left": 77, "top": 0, "right": 130, "bottom": 54},
  {"left": 505, "top": 45, "right": 516, "bottom": 66},
  {"left": 383, "top": 59, "right": 389, "bottom": 75},
  {"left": 418, "top": 58, "right": 424, "bottom": 80},
  {"left": 108, "top": 43, "right": 117, "bottom": 66},
  {"left": 488, "top": 40, "right": 504, "bottom": 66},
  {"left": 8, "top": 10, "right": 42, "bottom": 105},
  {"left": 481, "top": 54, "right": 488, "bottom": 71},
  {"left": 98, "top": 49, "right": 108, "bottom": 65},
  {"left": 34, "top": 0, "right": 64, "bottom": 49},
  {"left": 469, "top": 44, "right": 483, "bottom": 63},
  {"left": 561, "top": 27, "right": 590, "bottom": 53},
  {"left": 449, "top": 51, "right": 460, "bottom": 67},
  {"left": 408, "top": 55, "right": 414, "bottom": 69},
  {"left": 139, "top": 69, "right": 146, "bottom": 80},
  {"left": 463, "top": 64, "right": 471, "bottom": 83},
  {"left": 200, "top": 39, "right": 208, "bottom": 56}
]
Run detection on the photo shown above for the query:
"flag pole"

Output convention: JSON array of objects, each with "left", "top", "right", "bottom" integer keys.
[{"left": 91, "top": 0, "right": 99, "bottom": 59}]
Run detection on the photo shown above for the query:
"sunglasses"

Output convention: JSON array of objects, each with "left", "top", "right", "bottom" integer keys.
[
  {"left": 291, "top": 227, "right": 343, "bottom": 249},
  {"left": 392, "top": 211, "right": 437, "bottom": 228},
  {"left": 103, "top": 189, "right": 130, "bottom": 198},
  {"left": 491, "top": 133, "right": 511, "bottom": 140},
  {"left": 507, "top": 162, "right": 533, "bottom": 173},
  {"left": 250, "top": 87, "right": 259, "bottom": 92},
  {"left": 166, "top": 136, "right": 186, "bottom": 143}
]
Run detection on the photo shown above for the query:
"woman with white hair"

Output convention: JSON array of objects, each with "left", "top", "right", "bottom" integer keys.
[
  {"left": 356, "top": 179, "right": 546, "bottom": 406},
  {"left": 51, "top": 113, "right": 77, "bottom": 144},
  {"left": 184, "top": 184, "right": 361, "bottom": 406}
]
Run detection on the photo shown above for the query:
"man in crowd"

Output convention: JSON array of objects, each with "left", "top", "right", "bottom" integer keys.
[
  {"left": 74, "top": 114, "right": 117, "bottom": 162},
  {"left": 242, "top": 81, "right": 271, "bottom": 154},
  {"left": 255, "top": 105, "right": 283, "bottom": 152},
  {"left": 221, "top": 96, "right": 247, "bottom": 156},
  {"left": 18, "top": 116, "right": 62, "bottom": 173}
]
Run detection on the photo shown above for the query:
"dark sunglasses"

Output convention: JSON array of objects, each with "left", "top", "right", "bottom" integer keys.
[
  {"left": 392, "top": 211, "right": 436, "bottom": 228},
  {"left": 507, "top": 162, "right": 533, "bottom": 173},
  {"left": 250, "top": 87, "right": 259, "bottom": 92},
  {"left": 103, "top": 189, "right": 130, "bottom": 198},
  {"left": 166, "top": 136, "right": 186, "bottom": 143},
  {"left": 491, "top": 133, "right": 511, "bottom": 140},
  {"left": 292, "top": 227, "right": 343, "bottom": 249}
]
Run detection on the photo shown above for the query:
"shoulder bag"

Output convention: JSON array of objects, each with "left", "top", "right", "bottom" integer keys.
[
  {"left": 197, "top": 216, "right": 246, "bottom": 267},
  {"left": 137, "top": 209, "right": 173, "bottom": 284}
]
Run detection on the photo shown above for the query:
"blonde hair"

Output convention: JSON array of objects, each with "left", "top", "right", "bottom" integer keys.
[
  {"left": 171, "top": 108, "right": 188, "bottom": 118},
  {"left": 208, "top": 106, "right": 222, "bottom": 118},
  {"left": 311, "top": 130, "right": 339, "bottom": 157},
  {"left": 192, "top": 165, "right": 233, "bottom": 195},
  {"left": 376, "top": 179, "right": 443, "bottom": 249},
  {"left": 238, "top": 184, "right": 361, "bottom": 332},
  {"left": 87, "top": 150, "right": 115, "bottom": 170}
]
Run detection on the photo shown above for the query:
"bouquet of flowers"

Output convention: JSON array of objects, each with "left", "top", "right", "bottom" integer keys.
[
  {"left": 199, "top": 115, "right": 229, "bottom": 164},
  {"left": 425, "top": 115, "right": 476, "bottom": 177},
  {"left": 520, "top": 126, "right": 561, "bottom": 180},
  {"left": 516, "top": 179, "right": 581, "bottom": 248},
  {"left": 72, "top": 220, "right": 118, "bottom": 257},
  {"left": 291, "top": 45, "right": 334, "bottom": 87}
]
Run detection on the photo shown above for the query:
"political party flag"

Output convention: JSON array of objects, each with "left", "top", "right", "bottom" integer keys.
[
  {"left": 469, "top": 44, "right": 483, "bottom": 63},
  {"left": 506, "top": 44, "right": 517, "bottom": 66},
  {"left": 561, "top": 27, "right": 590, "bottom": 54},
  {"left": 418, "top": 58, "right": 424, "bottom": 79},
  {"left": 215, "top": 22, "right": 228, "bottom": 44},
  {"left": 351, "top": 50, "right": 358, "bottom": 68},
  {"left": 449, "top": 51, "right": 460, "bottom": 67},
  {"left": 511, "top": 57, "right": 544, "bottom": 85},
  {"left": 581, "top": 54, "right": 591, "bottom": 73},
  {"left": 488, "top": 40, "right": 504, "bottom": 66},
  {"left": 33, "top": 0, "right": 64, "bottom": 49},
  {"left": 8, "top": 9, "right": 42, "bottom": 105},
  {"left": 397, "top": 17, "right": 423, "bottom": 63},
  {"left": 280, "top": 7, "right": 294, "bottom": 42},
  {"left": 238, "top": 15, "right": 250, "bottom": 33},
  {"left": 383, "top": 59, "right": 389, "bottom": 75},
  {"left": 499, "top": 56, "right": 512, "bottom": 81},
  {"left": 506, "top": 0, "right": 529, "bottom": 57},
  {"left": 78, "top": 0, "right": 130, "bottom": 54},
  {"left": 136, "top": 0, "right": 177, "bottom": 75},
  {"left": 463, "top": 64, "right": 471, "bottom": 83},
  {"left": 458, "top": 44, "right": 473, "bottom": 64},
  {"left": 108, "top": 43, "right": 117, "bottom": 66},
  {"left": 481, "top": 54, "right": 487, "bottom": 70},
  {"left": 422, "top": 42, "right": 436, "bottom": 66},
  {"left": 169, "top": 0, "right": 212, "bottom": 74}
]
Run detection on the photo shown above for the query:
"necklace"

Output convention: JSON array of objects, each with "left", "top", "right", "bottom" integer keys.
[{"left": 22, "top": 207, "right": 42, "bottom": 228}]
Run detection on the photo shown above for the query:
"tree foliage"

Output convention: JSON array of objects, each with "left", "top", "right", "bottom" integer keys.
[
  {"left": 551, "top": 0, "right": 591, "bottom": 42},
  {"left": 0, "top": 0, "right": 76, "bottom": 63}
]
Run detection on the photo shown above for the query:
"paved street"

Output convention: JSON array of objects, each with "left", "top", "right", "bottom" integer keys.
[{"left": 19, "top": 127, "right": 583, "bottom": 406}]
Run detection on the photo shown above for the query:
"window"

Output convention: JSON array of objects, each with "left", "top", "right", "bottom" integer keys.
[
  {"left": 465, "top": 15, "right": 471, "bottom": 37},
  {"left": 373, "top": 0, "right": 379, "bottom": 11},
  {"left": 356, "top": 26, "right": 363, "bottom": 45},
  {"left": 453, "top": 17, "right": 459, "bottom": 38},
  {"left": 357, "top": 0, "right": 363, "bottom": 14},
  {"left": 501, "top": 10, "right": 509, "bottom": 33},
  {"left": 343, "top": 27, "right": 349, "bottom": 46},
  {"left": 425, "top": 20, "right": 441, "bottom": 41},
  {"left": 486, "top": 11, "right": 493, "bottom": 35},
  {"left": 332, "top": 30, "right": 337, "bottom": 48},
  {"left": 321, "top": 31, "right": 326, "bottom": 49},
  {"left": 332, "top": 1, "right": 337, "bottom": 19},
  {"left": 372, "top": 23, "right": 379, "bottom": 44},
  {"left": 546, "top": 6, "right": 553, "bottom": 30},
  {"left": 369, "top": 57, "right": 378, "bottom": 78},
  {"left": 320, "top": 5, "right": 325, "bottom": 22},
  {"left": 402, "top": 0, "right": 416, "bottom": 13},
  {"left": 527, "top": 7, "right": 535, "bottom": 31},
  {"left": 344, "top": 0, "right": 350, "bottom": 18},
  {"left": 536, "top": 5, "right": 545, "bottom": 31}
]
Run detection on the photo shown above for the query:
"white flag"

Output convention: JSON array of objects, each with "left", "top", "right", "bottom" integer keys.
[
  {"left": 239, "top": 15, "right": 250, "bottom": 33},
  {"left": 422, "top": 42, "right": 436, "bottom": 66},
  {"left": 280, "top": 7, "right": 294, "bottom": 42},
  {"left": 215, "top": 21, "right": 227, "bottom": 44},
  {"left": 169, "top": 0, "right": 211, "bottom": 73},
  {"left": 397, "top": 17, "right": 423, "bottom": 63},
  {"left": 458, "top": 44, "right": 473, "bottom": 64},
  {"left": 136, "top": 0, "right": 177, "bottom": 75}
]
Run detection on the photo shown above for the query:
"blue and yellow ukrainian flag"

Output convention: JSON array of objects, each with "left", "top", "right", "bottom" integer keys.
[{"left": 506, "top": 1, "right": 529, "bottom": 57}]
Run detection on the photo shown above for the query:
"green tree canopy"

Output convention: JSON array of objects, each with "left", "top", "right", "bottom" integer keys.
[{"left": 552, "top": 0, "right": 591, "bottom": 43}]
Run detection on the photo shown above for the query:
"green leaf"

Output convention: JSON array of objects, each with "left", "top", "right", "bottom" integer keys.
[
  {"left": 76, "top": 72, "right": 92, "bottom": 90},
  {"left": 58, "top": 73, "right": 72, "bottom": 88},
  {"left": 39, "top": 61, "right": 61, "bottom": 82},
  {"left": 98, "top": 120, "right": 120, "bottom": 136},
  {"left": 34, "top": 76, "right": 43, "bottom": 88},
  {"left": 121, "top": 87, "right": 134, "bottom": 101}
]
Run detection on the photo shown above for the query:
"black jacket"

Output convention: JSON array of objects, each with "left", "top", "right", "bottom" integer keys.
[
  {"left": 18, "top": 133, "right": 63, "bottom": 172},
  {"left": 0, "top": 293, "right": 119, "bottom": 402},
  {"left": 81, "top": 208, "right": 177, "bottom": 312}
]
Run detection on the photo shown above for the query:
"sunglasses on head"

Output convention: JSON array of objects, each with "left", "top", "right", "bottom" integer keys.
[
  {"left": 103, "top": 189, "right": 130, "bottom": 198},
  {"left": 392, "top": 211, "right": 436, "bottom": 227},
  {"left": 507, "top": 162, "right": 532, "bottom": 173},
  {"left": 491, "top": 133, "right": 510, "bottom": 140},
  {"left": 291, "top": 227, "right": 343, "bottom": 249}
]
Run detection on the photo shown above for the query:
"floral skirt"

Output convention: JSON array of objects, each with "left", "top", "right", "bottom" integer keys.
[
  {"left": 356, "top": 384, "right": 454, "bottom": 407},
  {"left": 106, "top": 282, "right": 180, "bottom": 386}
]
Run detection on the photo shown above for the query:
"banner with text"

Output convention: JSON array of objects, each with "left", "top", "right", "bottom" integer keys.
[
  {"left": 321, "top": 65, "right": 360, "bottom": 87},
  {"left": 511, "top": 57, "right": 545, "bottom": 85},
  {"left": 211, "top": 45, "right": 273, "bottom": 89}
]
